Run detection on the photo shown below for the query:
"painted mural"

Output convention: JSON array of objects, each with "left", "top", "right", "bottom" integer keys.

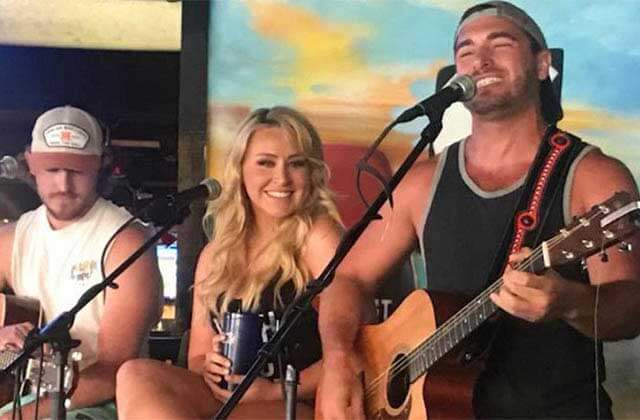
[{"left": 207, "top": 0, "right": 640, "bottom": 183}]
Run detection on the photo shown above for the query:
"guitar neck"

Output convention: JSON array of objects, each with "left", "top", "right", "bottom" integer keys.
[
  {"left": 400, "top": 192, "right": 639, "bottom": 385},
  {"left": 407, "top": 249, "right": 545, "bottom": 382}
]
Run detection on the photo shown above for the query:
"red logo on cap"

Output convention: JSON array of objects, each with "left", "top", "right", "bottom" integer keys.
[{"left": 60, "top": 130, "right": 72, "bottom": 143}]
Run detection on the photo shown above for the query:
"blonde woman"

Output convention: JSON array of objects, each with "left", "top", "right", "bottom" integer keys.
[{"left": 116, "top": 107, "right": 342, "bottom": 419}]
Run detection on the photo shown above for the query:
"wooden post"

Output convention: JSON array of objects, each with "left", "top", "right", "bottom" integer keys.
[{"left": 176, "top": 0, "right": 209, "bottom": 333}]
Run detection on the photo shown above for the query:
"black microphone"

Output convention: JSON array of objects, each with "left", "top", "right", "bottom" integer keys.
[
  {"left": 171, "top": 178, "right": 222, "bottom": 206},
  {"left": 395, "top": 74, "right": 476, "bottom": 123},
  {"left": 138, "top": 178, "right": 222, "bottom": 225},
  {"left": 0, "top": 156, "right": 19, "bottom": 179}
]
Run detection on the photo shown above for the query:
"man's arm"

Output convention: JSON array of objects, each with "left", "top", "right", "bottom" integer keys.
[
  {"left": 494, "top": 150, "right": 640, "bottom": 339},
  {"left": 16, "top": 223, "right": 163, "bottom": 418},
  {"left": 317, "top": 161, "right": 435, "bottom": 419},
  {"left": 86, "top": 223, "right": 163, "bottom": 400},
  {"left": 0, "top": 224, "right": 36, "bottom": 351},
  {"left": 564, "top": 150, "right": 640, "bottom": 339},
  {"left": 0, "top": 223, "right": 15, "bottom": 293},
  {"left": 320, "top": 162, "right": 435, "bottom": 354}
]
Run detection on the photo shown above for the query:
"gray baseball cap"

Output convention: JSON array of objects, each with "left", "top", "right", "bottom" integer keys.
[
  {"left": 455, "top": 1, "right": 547, "bottom": 50},
  {"left": 27, "top": 106, "right": 103, "bottom": 173},
  {"left": 454, "top": 1, "right": 562, "bottom": 123}
]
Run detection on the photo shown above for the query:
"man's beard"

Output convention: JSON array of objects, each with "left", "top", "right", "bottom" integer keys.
[
  {"left": 44, "top": 193, "right": 96, "bottom": 222},
  {"left": 465, "top": 69, "right": 539, "bottom": 118}
]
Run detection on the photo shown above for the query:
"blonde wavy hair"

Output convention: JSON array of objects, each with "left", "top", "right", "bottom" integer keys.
[{"left": 199, "top": 106, "right": 341, "bottom": 318}]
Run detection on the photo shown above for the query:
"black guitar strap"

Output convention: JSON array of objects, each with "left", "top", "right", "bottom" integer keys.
[
  {"left": 488, "top": 125, "right": 587, "bottom": 279},
  {"left": 463, "top": 125, "right": 587, "bottom": 363}
]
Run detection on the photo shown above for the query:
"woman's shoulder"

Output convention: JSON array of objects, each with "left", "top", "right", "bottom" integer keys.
[
  {"left": 302, "top": 214, "right": 342, "bottom": 266},
  {"left": 308, "top": 213, "right": 343, "bottom": 242}
]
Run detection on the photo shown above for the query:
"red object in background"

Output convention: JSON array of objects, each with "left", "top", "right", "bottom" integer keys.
[
  {"left": 322, "top": 144, "right": 393, "bottom": 229},
  {"left": 160, "top": 232, "right": 177, "bottom": 245},
  {"left": 112, "top": 164, "right": 124, "bottom": 177}
]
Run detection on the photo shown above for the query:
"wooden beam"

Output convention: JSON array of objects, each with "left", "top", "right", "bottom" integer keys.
[{"left": 176, "top": 0, "right": 209, "bottom": 333}]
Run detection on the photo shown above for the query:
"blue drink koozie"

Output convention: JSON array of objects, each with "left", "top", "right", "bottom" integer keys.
[{"left": 222, "top": 312, "right": 263, "bottom": 383}]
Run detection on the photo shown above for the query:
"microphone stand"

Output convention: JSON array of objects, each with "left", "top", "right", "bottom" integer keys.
[
  {"left": 214, "top": 113, "right": 446, "bottom": 419},
  {"left": 3, "top": 203, "right": 192, "bottom": 420},
  {"left": 284, "top": 364, "right": 298, "bottom": 420}
]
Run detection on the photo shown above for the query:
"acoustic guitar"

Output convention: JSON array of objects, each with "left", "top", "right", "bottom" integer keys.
[
  {"left": 0, "top": 294, "right": 78, "bottom": 406},
  {"left": 357, "top": 191, "right": 640, "bottom": 419}
]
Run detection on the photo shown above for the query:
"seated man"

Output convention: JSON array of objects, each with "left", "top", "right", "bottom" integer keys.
[{"left": 0, "top": 106, "right": 163, "bottom": 419}]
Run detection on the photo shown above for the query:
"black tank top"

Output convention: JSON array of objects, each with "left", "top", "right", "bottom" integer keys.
[{"left": 421, "top": 139, "right": 612, "bottom": 418}]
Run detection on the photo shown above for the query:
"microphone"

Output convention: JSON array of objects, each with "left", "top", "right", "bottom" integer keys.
[
  {"left": 395, "top": 74, "right": 476, "bottom": 123},
  {"left": 137, "top": 178, "right": 222, "bottom": 225},
  {"left": 0, "top": 156, "right": 19, "bottom": 179},
  {"left": 171, "top": 178, "right": 222, "bottom": 206}
]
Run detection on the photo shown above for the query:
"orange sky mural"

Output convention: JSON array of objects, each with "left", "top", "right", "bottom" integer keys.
[{"left": 207, "top": 1, "right": 640, "bottom": 181}]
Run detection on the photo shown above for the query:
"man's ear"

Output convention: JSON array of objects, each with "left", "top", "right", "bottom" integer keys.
[
  {"left": 100, "top": 148, "right": 113, "bottom": 170},
  {"left": 536, "top": 49, "right": 552, "bottom": 82}
]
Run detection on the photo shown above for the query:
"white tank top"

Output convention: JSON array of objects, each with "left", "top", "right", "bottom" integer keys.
[{"left": 11, "top": 198, "right": 133, "bottom": 370}]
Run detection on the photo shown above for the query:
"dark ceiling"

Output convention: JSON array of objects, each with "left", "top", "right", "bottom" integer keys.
[{"left": 0, "top": 45, "right": 180, "bottom": 216}]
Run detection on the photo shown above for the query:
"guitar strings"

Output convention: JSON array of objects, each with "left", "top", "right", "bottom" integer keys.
[
  {"left": 363, "top": 246, "right": 545, "bottom": 397},
  {"left": 366, "top": 204, "right": 611, "bottom": 396},
  {"left": 364, "top": 231, "right": 552, "bottom": 395},
  {"left": 364, "top": 223, "right": 580, "bottom": 397},
  {"left": 364, "top": 230, "right": 566, "bottom": 397},
  {"left": 364, "top": 209, "right": 604, "bottom": 398}
]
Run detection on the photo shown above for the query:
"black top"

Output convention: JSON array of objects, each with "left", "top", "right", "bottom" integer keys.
[{"left": 422, "top": 140, "right": 612, "bottom": 419}]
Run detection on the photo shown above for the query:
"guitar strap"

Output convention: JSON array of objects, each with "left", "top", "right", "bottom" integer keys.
[
  {"left": 463, "top": 125, "right": 587, "bottom": 362},
  {"left": 488, "top": 125, "right": 586, "bottom": 279}
]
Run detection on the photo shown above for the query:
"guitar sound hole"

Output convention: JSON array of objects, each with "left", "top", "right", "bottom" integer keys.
[{"left": 386, "top": 353, "right": 410, "bottom": 409}]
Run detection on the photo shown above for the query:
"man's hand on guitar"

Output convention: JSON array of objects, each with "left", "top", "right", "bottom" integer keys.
[
  {"left": 490, "top": 248, "right": 583, "bottom": 323},
  {"left": 316, "top": 352, "right": 366, "bottom": 420},
  {"left": 0, "top": 321, "right": 34, "bottom": 351}
]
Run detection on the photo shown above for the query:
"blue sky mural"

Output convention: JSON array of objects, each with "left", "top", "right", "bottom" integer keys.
[{"left": 207, "top": 0, "right": 640, "bottom": 179}]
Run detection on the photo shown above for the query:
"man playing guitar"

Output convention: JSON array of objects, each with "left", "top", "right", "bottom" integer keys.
[
  {"left": 0, "top": 106, "right": 162, "bottom": 419},
  {"left": 317, "top": 2, "right": 640, "bottom": 418}
]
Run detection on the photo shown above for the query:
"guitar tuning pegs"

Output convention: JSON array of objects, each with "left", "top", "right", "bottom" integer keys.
[
  {"left": 598, "top": 204, "right": 611, "bottom": 215},
  {"left": 618, "top": 241, "right": 633, "bottom": 253},
  {"left": 580, "top": 259, "right": 588, "bottom": 271}
]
